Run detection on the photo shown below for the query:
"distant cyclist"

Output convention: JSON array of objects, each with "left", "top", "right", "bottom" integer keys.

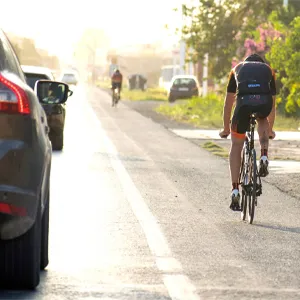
[
  {"left": 219, "top": 53, "right": 277, "bottom": 211},
  {"left": 111, "top": 68, "right": 123, "bottom": 99}
]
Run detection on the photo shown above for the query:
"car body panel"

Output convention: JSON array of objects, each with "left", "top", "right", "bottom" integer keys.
[
  {"left": 0, "top": 31, "right": 52, "bottom": 240},
  {"left": 22, "top": 66, "right": 66, "bottom": 150}
]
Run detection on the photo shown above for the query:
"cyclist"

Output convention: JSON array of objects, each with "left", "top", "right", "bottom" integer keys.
[
  {"left": 219, "top": 53, "right": 277, "bottom": 211},
  {"left": 111, "top": 68, "right": 123, "bottom": 99}
]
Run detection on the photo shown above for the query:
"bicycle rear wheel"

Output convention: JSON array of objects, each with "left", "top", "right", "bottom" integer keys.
[
  {"left": 112, "top": 91, "right": 116, "bottom": 107},
  {"left": 239, "top": 150, "right": 247, "bottom": 220},
  {"left": 248, "top": 149, "right": 257, "bottom": 224},
  {"left": 241, "top": 190, "right": 247, "bottom": 220}
]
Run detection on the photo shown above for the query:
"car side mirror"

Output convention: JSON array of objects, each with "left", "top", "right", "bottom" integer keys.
[{"left": 34, "top": 80, "right": 70, "bottom": 104}]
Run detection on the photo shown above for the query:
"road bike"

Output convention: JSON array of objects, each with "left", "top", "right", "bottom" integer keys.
[
  {"left": 112, "top": 87, "right": 120, "bottom": 107},
  {"left": 239, "top": 113, "right": 262, "bottom": 224}
]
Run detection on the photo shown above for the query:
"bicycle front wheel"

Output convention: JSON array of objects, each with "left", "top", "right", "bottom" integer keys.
[{"left": 248, "top": 148, "right": 257, "bottom": 224}]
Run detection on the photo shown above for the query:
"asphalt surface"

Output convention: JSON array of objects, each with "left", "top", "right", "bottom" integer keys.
[
  {"left": 124, "top": 100, "right": 300, "bottom": 201},
  {"left": 1, "top": 85, "right": 300, "bottom": 299}
]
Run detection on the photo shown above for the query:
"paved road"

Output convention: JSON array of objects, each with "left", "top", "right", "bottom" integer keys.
[{"left": 1, "top": 85, "right": 300, "bottom": 299}]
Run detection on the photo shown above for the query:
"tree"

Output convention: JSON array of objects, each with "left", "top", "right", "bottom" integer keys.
[
  {"left": 6, "top": 34, "right": 60, "bottom": 69},
  {"left": 180, "top": 0, "right": 300, "bottom": 80},
  {"left": 182, "top": 0, "right": 242, "bottom": 80},
  {"left": 267, "top": 16, "right": 300, "bottom": 116}
]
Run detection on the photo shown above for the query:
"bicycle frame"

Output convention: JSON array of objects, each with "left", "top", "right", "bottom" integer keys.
[
  {"left": 112, "top": 87, "right": 120, "bottom": 107},
  {"left": 114, "top": 87, "right": 120, "bottom": 98},
  {"left": 240, "top": 114, "right": 262, "bottom": 196}
]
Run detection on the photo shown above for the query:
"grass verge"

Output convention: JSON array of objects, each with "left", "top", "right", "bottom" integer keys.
[
  {"left": 201, "top": 141, "right": 229, "bottom": 158},
  {"left": 96, "top": 80, "right": 167, "bottom": 101},
  {"left": 156, "top": 93, "right": 223, "bottom": 129},
  {"left": 122, "top": 88, "right": 168, "bottom": 101},
  {"left": 156, "top": 93, "right": 300, "bottom": 131}
]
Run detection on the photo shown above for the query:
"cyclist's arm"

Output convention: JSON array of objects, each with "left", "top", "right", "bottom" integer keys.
[
  {"left": 268, "top": 96, "right": 276, "bottom": 131},
  {"left": 223, "top": 93, "right": 236, "bottom": 131},
  {"left": 223, "top": 70, "right": 237, "bottom": 131},
  {"left": 268, "top": 70, "right": 277, "bottom": 131}
]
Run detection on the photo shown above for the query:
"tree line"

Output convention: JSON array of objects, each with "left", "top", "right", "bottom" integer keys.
[
  {"left": 181, "top": 0, "right": 300, "bottom": 116},
  {"left": 7, "top": 33, "right": 60, "bottom": 71}
]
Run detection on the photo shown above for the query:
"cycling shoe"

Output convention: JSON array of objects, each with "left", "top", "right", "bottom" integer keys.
[{"left": 230, "top": 189, "right": 241, "bottom": 211}]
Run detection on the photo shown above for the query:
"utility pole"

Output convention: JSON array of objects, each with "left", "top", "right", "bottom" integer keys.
[
  {"left": 179, "top": 40, "right": 186, "bottom": 75},
  {"left": 202, "top": 53, "right": 208, "bottom": 97}
]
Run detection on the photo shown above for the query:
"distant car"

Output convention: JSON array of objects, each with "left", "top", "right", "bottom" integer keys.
[
  {"left": 0, "top": 28, "right": 71, "bottom": 289},
  {"left": 22, "top": 65, "right": 68, "bottom": 150},
  {"left": 168, "top": 75, "right": 200, "bottom": 102},
  {"left": 59, "top": 71, "right": 78, "bottom": 85}
]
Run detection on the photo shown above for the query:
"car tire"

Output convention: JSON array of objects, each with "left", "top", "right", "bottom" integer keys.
[
  {"left": 52, "top": 133, "right": 64, "bottom": 151},
  {"left": 168, "top": 96, "right": 176, "bottom": 103},
  {"left": 0, "top": 200, "right": 42, "bottom": 289},
  {"left": 40, "top": 188, "right": 50, "bottom": 270}
]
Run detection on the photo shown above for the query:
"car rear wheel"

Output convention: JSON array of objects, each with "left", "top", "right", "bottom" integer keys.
[
  {"left": 52, "top": 132, "right": 64, "bottom": 151},
  {"left": 40, "top": 188, "right": 50, "bottom": 270},
  {"left": 0, "top": 201, "right": 41, "bottom": 289}
]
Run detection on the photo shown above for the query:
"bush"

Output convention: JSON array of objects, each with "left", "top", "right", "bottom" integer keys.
[{"left": 156, "top": 93, "right": 224, "bottom": 128}]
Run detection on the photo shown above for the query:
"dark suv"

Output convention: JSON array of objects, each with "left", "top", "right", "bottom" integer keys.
[
  {"left": 0, "top": 29, "right": 71, "bottom": 289},
  {"left": 22, "top": 65, "right": 69, "bottom": 150}
]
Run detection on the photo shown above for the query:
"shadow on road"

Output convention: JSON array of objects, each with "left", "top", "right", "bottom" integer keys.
[
  {"left": 0, "top": 269, "right": 171, "bottom": 299},
  {"left": 253, "top": 223, "right": 300, "bottom": 234}
]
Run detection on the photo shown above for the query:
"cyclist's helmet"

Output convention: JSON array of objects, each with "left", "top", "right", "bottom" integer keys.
[
  {"left": 244, "top": 53, "right": 265, "bottom": 63},
  {"left": 114, "top": 68, "right": 120, "bottom": 74}
]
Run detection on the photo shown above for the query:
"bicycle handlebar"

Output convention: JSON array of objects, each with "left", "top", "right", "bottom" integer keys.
[{"left": 219, "top": 134, "right": 275, "bottom": 140}]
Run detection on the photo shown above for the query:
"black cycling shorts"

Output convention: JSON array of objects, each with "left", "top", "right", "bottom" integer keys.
[
  {"left": 112, "top": 82, "right": 122, "bottom": 90},
  {"left": 231, "top": 94, "right": 273, "bottom": 138}
]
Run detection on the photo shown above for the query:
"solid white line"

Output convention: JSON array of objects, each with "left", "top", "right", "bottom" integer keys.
[{"left": 86, "top": 100, "right": 200, "bottom": 300}]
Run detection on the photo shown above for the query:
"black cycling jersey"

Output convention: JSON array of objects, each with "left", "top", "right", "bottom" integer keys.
[{"left": 227, "top": 61, "right": 277, "bottom": 96}]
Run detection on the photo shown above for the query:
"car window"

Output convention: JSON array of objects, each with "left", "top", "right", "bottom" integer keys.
[
  {"left": 62, "top": 74, "right": 75, "bottom": 81},
  {"left": 0, "top": 30, "right": 26, "bottom": 81},
  {"left": 173, "top": 78, "right": 196, "bottom": 86},
  {"left": 24, "top": 73, "right": 50, "bottom": 90}
]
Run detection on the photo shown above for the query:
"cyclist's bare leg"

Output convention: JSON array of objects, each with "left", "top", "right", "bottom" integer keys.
[
  {"left": 229, "top": 135, "right": 244, "bottom": 210},
  {"left": 119, "top": 85, "right": 122, "bottom": 99},
  {"left": 257, "top": 117, "right": 269, "bottom": 156},
  {"left": 229, "top": 135, "right": 244, "bottom": 186},
  {"left": 257, "top": 117, "right": 270, "bottom": 176}
]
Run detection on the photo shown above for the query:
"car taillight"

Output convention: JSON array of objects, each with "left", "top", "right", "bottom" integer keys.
[
  {"left": 0, "top": 202, "right": 27, "bottom": 216},
  {"left": 0, "top": 74, "right": 30, "bottom": 114}
]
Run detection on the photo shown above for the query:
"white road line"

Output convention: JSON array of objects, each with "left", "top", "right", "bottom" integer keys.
[{"left": 86, "top": 100, "right": 200, "bottom": 300}]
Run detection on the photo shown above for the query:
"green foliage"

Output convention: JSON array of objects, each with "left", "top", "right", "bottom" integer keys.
[
  {"left": 267, "top": 16, "right": 300, "bottom": 116},
  {"left": 96, "top": 79, "right": 168, "bottom": 101},
  {"left": 156, "top": 93, "right": 224, "bottom": 128},
  {"left": 182, "top": 0, "right": 240, "bottom": 79},
  {"left": 202, "top": 141, "right": 229, "bottom": 158},
  {"left": 180, "top": 0, "right": 300, "bottom": 116},
  {"left": 156, "top": 93, "right": 300, "bottom": 131},
  {"left": 122, "top": 88, "right": 167, "bottom": 101}
]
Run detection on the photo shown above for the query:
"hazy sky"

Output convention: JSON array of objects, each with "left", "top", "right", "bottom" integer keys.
[{"left": 2, "top": 0, "right": 183, "bottom": 60}]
